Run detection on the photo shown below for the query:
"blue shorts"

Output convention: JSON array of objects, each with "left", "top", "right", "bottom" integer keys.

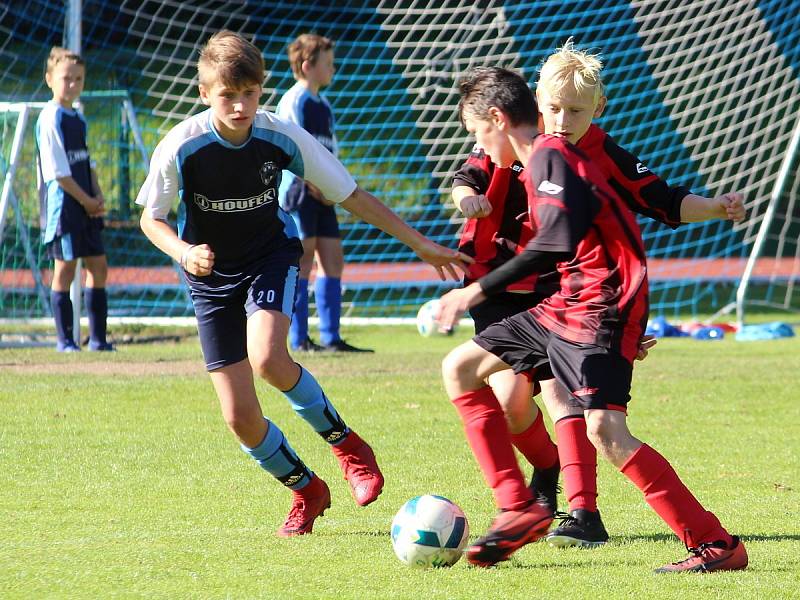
[
  {"left": 46, "top": 223, "right": 105, "bottom": 261},
  {"left": 284, "top": 181, "right": 340, "bottom": 240},
  {"left": 189, "top": 248, "right": 300, "bottom": 371}
]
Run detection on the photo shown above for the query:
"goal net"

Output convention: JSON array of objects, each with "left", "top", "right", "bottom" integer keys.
[{"left": 1, "top": 0, "right": 798, "bottom": 324}]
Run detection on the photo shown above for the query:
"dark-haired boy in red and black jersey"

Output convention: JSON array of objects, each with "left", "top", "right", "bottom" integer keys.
[{"left": 439, "top": 65, "right": 747, "bottom": 572}]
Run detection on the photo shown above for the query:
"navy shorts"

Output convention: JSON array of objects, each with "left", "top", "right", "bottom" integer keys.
[
  {"left": 474, "top": 310, "right": 633, "bottom": 410},
  {"left": 284, "top": 181, "right": 340, "bottom": 240},
  {"left": 46, "top": 224, "right": 105, "bottom": 261},
  {"left": 189, "top": 248, "right": 300, "bottom": 371}
]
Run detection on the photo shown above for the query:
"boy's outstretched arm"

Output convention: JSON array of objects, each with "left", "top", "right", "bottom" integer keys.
[
  {"left": 680, "top": 191, "right": 745, "bottom": 223},
  {"left": 339, "top": 186, "right": 472, "bottom": 281}
]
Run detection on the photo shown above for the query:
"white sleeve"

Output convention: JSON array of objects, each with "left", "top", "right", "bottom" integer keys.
[
  {"left": 37, "top": 112, "right": 72, "bottom": 181},
  {"left": 281, "top": 119, "right": 356, "bottom": 204},
  {"left": 134, "top": 135, "right": 180, "bottom": 219},
  {"left": 276, "top": 92, "right": 303, "bottom": 127}
]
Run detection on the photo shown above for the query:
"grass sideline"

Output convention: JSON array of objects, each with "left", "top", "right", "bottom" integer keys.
[{"left": 1, "top": 326, "right": 798, "bottom": 599}]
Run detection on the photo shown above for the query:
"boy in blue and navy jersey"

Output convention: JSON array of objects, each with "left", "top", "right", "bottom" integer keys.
[
  {"left": 136, "top": 30, "right": 468, "bottom": 537},
  {"left": 277, "top": 34, "right": 370, "bottom": 353},
  {"left": 36, "top": 47, "right": 113, "bottom": 352}
]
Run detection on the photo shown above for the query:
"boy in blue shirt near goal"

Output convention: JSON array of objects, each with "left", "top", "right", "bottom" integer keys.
[
  {"left": 36, "top": 47, "right": 113, "bottom": 352},
  {"left": 136, "top": 30, "right": 468, "bottom": 537},
  {"left": 277, "top": 33, "right": 371, "bottom": 353}
]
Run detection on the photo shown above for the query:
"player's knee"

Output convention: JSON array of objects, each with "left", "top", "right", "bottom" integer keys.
[
  {"left": 250, "top": 352, "right": 282, "bottom": 383},
  {"left": 497, "top": 393, "right": 530, "bottom": 424},
  {"left": 252, "top": 352, "right": 299, "bottom": 390},
  {"left": 221, "top": 406, "right": 253, "bottom": 438},
  {"left": 585, "top": 417, "right": 613, "bottom": 449},
  {"left": 441, "top": 348, "right": 465, "bottom": 382}
]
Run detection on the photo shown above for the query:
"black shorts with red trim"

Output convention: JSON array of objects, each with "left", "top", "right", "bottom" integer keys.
[{"left": 473, "top": 310, "right": 633, "bottom": 410}]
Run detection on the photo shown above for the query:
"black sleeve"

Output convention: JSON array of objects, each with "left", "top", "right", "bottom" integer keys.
[
  {"left": 603, "top": 135, "right": 688, "bottom": 228},
  {"left": 479, "top": 248, "right": 571, "bottom": 296},
  {"left": 527, "top": 146, "right": 597, "bottom": 254},
  {"left": 452, "top": 148, "right": 491, "bottom": 193}
]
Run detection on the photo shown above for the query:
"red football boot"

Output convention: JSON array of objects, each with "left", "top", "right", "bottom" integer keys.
[
  {"left": 655, "top": 536, "right": 748, "bottom": 573},
  {"left": 276, "top": 475, "right": 331, "bottom": 537},
  {"left": 331, "top": 431, "right": 384, "bottom": 506},
  {"left": 466, "top": 502, "right": 554, "bottom": 567}
]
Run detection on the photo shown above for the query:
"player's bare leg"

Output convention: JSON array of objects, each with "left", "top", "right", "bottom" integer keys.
[
  {"left": 51, "top": 258, "right": 80, "bottom": 351},
  {"left": 209, "top": 358, "right": 330, "bottom": 536},
  {"left": 443, "top": 341, "right": 553, "bottom": 567},
  {"left": 291, "top": 236, "right": 323, "bottom": 352},
  {"left": 489, "top": 370, "right": 559, "bottom": 513},
  {"left": 539, "top": 379, "right": 608, "bottom": 547},
  {"left": 84, "top": 254, "right": 113, "bottom": 351},
  {"left": 248, "top": 309, "right": 383, "bottom": 506},
  {"left": 315, "top": 236, "right": 371, "bottom": 353},
  {"left": 584, "top": 409, "right": 747, "bottom": 572}
]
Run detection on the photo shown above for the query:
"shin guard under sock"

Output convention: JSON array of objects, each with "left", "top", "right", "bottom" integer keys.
[
  {"left": 510, "top": 410, "right": 559, "bottom": 470},
  {"left": 452, "top": 387, "right": 532, "bottom": 510},
  {"left": 242, "top": 419, "right": 312, "bottom": 490},
  {"left": 620, "top": 444, "right": 732, "bottom": 548},
  {"left": 555, "top": 415, "right": 598, "bottom": 512}
]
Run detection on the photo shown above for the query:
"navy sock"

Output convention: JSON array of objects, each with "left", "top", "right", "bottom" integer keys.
[
  {"left": 84, "top": 287, "right": 108, "bottom": 345},
  {"left": 51, "top": 290, "right": 75, "bottom": 347},
  {"left": 316, "top": 276, "right": 341, "bottom": 346},
  {"left": 242, "top": 419, "right": 312, "bottom": 490},
  {"left": 284, "top": 366, "right": 350, "bottom": 444},
  {"left": 290, "top": 278, "right": 309, "bottom": 348}
]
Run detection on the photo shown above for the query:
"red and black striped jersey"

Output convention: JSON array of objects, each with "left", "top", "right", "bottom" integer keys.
[
  {"left": 452, "top": 125, "right": 689, "bottom": 293},
  {"left": 577, "top": 124, "right": 688, "bottom": 228},
  {"left": 522, "top": 135, "right": 649, "bottom": 363},
  {"left": 452, "top": 147, "right": 545, "bottom": 292}
]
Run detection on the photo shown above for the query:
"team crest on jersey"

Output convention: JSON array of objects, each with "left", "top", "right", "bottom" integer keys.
[
  {"left": 260, "top": 161, "right": 279, "bottom": 186},
  {"left": 193, "top": 190, "right": 275, "bottom": 213}
]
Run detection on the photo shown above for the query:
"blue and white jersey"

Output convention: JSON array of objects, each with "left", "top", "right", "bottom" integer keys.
[
  {"left": 35, "top": 100, "right": 96, "bottom": 243},
  {"left": 276, "top": 82, "right": 338, "bottom": 207},
  {"left": 135, "top": 108, "right": 356, "bottom": 276}
]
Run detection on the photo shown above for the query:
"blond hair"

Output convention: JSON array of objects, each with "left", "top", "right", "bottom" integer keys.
[
  {"left": 537, "top": 38, "right": 604, "bottom": 105},
  {"left": 287, "top": 33, "right": 334, "bottom": 79},
  {"left": 198, "top": 30, "right": 264, "bottom": 89},
  {"left": 46, "top": 46, "right": 84, "bottom": 75}
]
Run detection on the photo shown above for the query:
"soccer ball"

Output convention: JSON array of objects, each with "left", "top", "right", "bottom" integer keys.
[
  {"left": 416, "top": 299, "right": 457, "bottom": 337},
  {"left": 390, "top": 495, "right": 470, "bottom": 568}
]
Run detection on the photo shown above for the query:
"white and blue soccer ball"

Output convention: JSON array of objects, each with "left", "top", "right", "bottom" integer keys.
[
  {"left": 416, "top": 299, "right": 457, "bottom": 337},
  {"left": 390, "top": 495, "right": 470, "bottom": 568}
]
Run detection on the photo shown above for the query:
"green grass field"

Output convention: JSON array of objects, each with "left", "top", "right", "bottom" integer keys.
[{"left": 1, "top": 326, "right": 799, "bottom": 599}]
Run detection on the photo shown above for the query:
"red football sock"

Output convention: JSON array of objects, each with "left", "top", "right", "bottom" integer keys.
[
  {"left": 452, "top": 387, "right": 532, "bottom": 510},
  {"left": 554, "top": 416, "right": 598, "bottom": 512},
  {"left": 510, "top": 410, "right": 559, "bottom": 470},
  {"left": 620, "top": 444, "right": 732, "bottom": 548}
]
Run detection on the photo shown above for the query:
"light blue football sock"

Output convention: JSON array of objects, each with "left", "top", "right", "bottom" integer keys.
[
  {"left": 316, "top": 276, "right": 342, "bottom": 346},
  {"left": 241, "top": 419, "right": 312, "bottom": 490},
  {"left": 284, "top": 366, "right": 350, "bottom": 445},
  {"left": 289, "top": 278, "right": 309, "bottom": 349}
]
